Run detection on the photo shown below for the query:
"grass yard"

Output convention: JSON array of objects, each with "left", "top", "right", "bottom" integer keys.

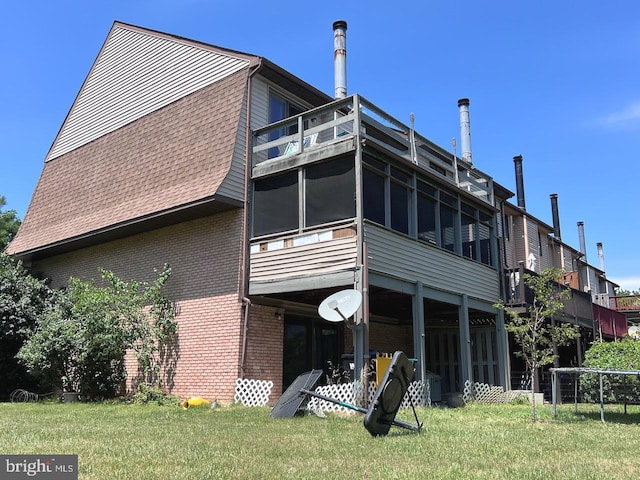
[{"left": 1, "top": 401, "right": 640, "bottom": 479}]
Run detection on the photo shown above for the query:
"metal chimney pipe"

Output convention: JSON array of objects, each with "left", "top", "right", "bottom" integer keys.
[
  {"left": 550, "top": 194, "right": 561, "bottom": 239},
  {"left": 333, "top": 20, "right": 347, "bottom": 99},
  {"left": 513, "top": 155, "right": 526, "bottom": 210},
  {"left": 597, "top": 242, "right": 605, "bottom": 271},
  {"left": 577, "top": 221, "right": 587, "bottom": 261},
  {"left": 458, "top": 98, "right": 472, "bottom": 164}
]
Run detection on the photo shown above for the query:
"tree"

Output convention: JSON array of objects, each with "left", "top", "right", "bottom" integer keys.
[
  {"left": 615, "top": 288, "right": 640, "bottom": 297},
  {"left": 496, "top": 268, "right": 580, "bottom": 422},
  {"left": 0, "top": 253, "right": 54, "bottom": 398},
  {"left": 0, "top": 196, "right": 21, "bottom": 251}
]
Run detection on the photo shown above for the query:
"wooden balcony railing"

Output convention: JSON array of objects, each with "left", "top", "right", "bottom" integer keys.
[
  {"left": 252, "top": 94, "right": 494, "bottom": 206},
  {"left": 611, "top": 295, "right": 640, "bottom": 311}
]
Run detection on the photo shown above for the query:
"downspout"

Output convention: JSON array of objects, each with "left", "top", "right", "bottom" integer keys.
[
  {"left": 239, "top": 64, "right": 260, "bottom": 378},
  {"left": 362, "top": 241, "right": 369, "bottom": 408},
  {"left": 240, "top": 297, "right": 251, "bottom": 378}
]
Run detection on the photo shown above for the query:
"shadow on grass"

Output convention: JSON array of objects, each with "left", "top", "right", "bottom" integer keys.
[
  {"left": 570, "top": 410, "right": 640, "bottom": 424},
  {"left": 554, "top": 404, "right": 640, "bottom": 424}
]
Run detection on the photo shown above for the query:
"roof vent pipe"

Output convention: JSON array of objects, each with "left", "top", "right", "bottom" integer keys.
[
  {"left": 550, "top": 194, "right": 561, "bottom": 239},
  {"left": 333, "top": 20, "right": 347, "bottom": 99},
  {"left": 597, "top": 242, "right": 606, "bottom": 272},
  {"left": 513, "top": 155, "right": 526, "bottom": 210},
  {"left": 457, "top": 98, "right": 472, "bottom": 164},
  {"left": 577, "top": 221, "right": 587, "bottom": 261}
]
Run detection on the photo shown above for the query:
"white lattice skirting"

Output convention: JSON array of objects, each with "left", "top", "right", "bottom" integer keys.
[
  {"left": 307, "top": 380, "right": 430, "bottom": 414},
  {"left": 462, "top": 380, "right": 529, "bottom": 404},
  {"left": 234, "top": 378, "right": 273, "bottom": 407}
]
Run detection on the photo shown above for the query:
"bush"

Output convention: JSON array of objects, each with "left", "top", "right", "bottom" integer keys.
[
  {"left": 580, "top": 340, "right": 640, "bottom": 403},
  {"left": 131, "top": 382, "right": 179, "bottom": 406},
  {"left": 0, "top": 253, "right": 56, "bottom": 398},
  {"left": 18, "top": 265, "right": 176, "bottom": 400}
]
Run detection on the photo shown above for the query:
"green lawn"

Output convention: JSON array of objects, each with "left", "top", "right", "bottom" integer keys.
[{"left": 1, "top": 401, "right": 639, "bottom": 479}]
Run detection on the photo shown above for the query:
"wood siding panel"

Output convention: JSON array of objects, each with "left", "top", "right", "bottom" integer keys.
[
  {"left": 526, "top": 219, "right": 541, "bottom": 272},
  {"left": 564, "top": 248, "right": 574, "bottom": 272},
  {"left": 250, "top": 78, "right": 269, "bottom": 130},
  {"left": 250, "top": 236, "right": 358, "bottom": 281},
  {"left": 47, "top": 25, "right": 250, "bottom": 161},
  {"left": 364, "top": 224, "right": 499, "bottom": 303},
  {"left": 510, "top": 215, "right": 526, "bottom": 268}
]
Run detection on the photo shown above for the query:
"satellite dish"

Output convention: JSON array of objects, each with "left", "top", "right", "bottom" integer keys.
[
  {"left": 318, "top": 289, "right": 362, "bottom": 326},
  {"left": 628, "top": 326, "right": 639, "bottom": 339}
]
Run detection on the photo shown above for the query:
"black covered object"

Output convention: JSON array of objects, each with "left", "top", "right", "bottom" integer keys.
[
  {"left": 269, "top": 369, "right": 323, "bottom": 418},
  {"left": 364, "top": 351, "right": 415, "bottom": 436}
]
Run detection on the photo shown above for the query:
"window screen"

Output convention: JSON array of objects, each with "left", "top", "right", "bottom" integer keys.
[
  {"left": 417, "top": 193, "right": 436, "bottom": 243},
  {"left": 305, "top": 159, "right": 355, "bottom": 226},
  {"left": 390, "top": 181, "right": 409, "bottom": 234},
  {"left": 363, "top": 168, "right": 385, "bottom": 226},
  {"left": 253, "top": 171, "right": 298, "bottom": 236},
  {"left": 440, "top": 203, "right": 456, "bottom": 252}
]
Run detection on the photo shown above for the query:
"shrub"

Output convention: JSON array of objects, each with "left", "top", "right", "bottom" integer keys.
[
  {"left": 18, "top": 265, "right": 177, "bottom": 400},
  {"left": 580, "top": 340, "right": 640, "bottom": 403},
  {"left": 131, "top": 382, "right": 179, "bottom": 406}
]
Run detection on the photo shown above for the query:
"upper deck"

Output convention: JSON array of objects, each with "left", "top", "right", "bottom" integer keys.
[{"left": 252, "top": 94, "right": 495, "bottom": 207}]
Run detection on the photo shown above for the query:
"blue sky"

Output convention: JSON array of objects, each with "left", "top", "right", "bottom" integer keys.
[{"left": 2, "top": 1, "right": 639, "bottom": 290}]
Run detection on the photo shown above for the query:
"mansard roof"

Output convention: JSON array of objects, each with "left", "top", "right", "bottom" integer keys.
[{"left": 8, "top": 22, "right": 256, "bottom": 258}]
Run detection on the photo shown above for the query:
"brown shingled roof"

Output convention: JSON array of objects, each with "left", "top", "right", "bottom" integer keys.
[{"left": 7, "top": 68, "right": 249, "bottom": 256}]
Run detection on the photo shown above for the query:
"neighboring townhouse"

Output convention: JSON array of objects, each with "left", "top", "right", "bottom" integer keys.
[
  {"left": 7, "top": 21, "right": 515, "bottom": 403},
  {"left": 501, "top": 155, "right": 625, "bottom": 391}
]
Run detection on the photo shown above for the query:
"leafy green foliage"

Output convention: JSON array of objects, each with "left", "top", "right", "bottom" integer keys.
[
  {"left": 0, "top": 196, "right": 21, "bottom": 252},
  {"left": 0, "top": 253, "right": 54, "bottom": 398},
  {"left": 616, "top": 288, "right": 640, "bottom": 296},
  {"left": 580, "top": 339, "right": 640, "bottom": 403},
  {"left": 131, "top": 382, "right": 179, "bottom": 406},
  {"left": 0, "top": 254, "right": 52, "bottom": 340},
  {"left": 17, "top": 265, "right": 177, "bottom": 399},
  {"left": 496, "top": 268, "right": 580, "bottom": 421},
  {"left": 98, "top": 265, "right": 176, "bottom": 386}
]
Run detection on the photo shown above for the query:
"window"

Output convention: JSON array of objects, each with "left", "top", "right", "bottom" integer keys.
[
  {"left": 390, "top": 167, "right": 411, "bottom": 235},
  {"left": 253, "top": 171, "right": 298, "bottom": 236},
  {"left": 253, "top": 158, "right": 356, "bottom": 237},
  {"left": 417, "top": 181, "right": 437, "bottom": 244},
  {"left": 461, "top": 203, "right": 477, "bottom": 260},
  {"left": 440, "top": 192, "right": 457, "bottom": 253},
  {"left": 363, "top": 167, "right": 386, "bottom": 226},
  {"left": 479, "top": 211, "right": 493, "bottom": 266},
  {"left": 360, "top": 154, "right": 496, "bottom": 266},
  {"left": 305, "top": 158, "right": 355, "bottom": 227},
  {"left": 268, "top": 93, "right": 304, "bottom": 158}
]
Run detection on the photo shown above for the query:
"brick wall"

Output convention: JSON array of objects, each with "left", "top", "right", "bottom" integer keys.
[
  {"left": 369, "top": 322, "right": 414, "bottom": 357},
  {"left": 32, "top": 210, "right": 248, "bottom": 403},
  {"left": 342, "top": 321, "right": 413, "bottom": 357},
  {"left": 242, "top": 304, "right": 283, "bottom": 399}
]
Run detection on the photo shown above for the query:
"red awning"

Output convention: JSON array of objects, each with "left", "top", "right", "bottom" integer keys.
[{"left": 593, "top": 303, "right": 627, "bottom": 339}]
